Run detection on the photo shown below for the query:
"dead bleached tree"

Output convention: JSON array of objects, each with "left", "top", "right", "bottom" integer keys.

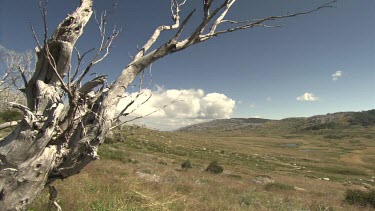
[
  {"left": 0, "top": 45, "right": 33, "bottom": 110},
  {"left": 0, "top": 0, "right": 335, "bottom": 210},
  {"left": 0, "top": 46, "right": 34, "bottom": 130}
]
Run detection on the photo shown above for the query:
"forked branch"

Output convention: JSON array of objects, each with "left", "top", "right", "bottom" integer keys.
[
  {"left": 74, "top": 9, "right": 121, "bottom": 86},
  {"left": 201, "top": 0, "right": 337, "bottom": 40},
  {"left": 132, "top": 0, "right": 188, "bottom": 61}
]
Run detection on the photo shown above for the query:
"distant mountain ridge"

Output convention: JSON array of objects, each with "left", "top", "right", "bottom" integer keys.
[
  {"left": 176, "top": 118, "right": 271, "bottom": 132},
  {"left": 176, "top": 109, "right": 375, "bottom": 132}
]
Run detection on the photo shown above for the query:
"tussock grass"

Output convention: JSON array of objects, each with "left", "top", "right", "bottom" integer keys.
[
  {"left": 344, "top": 189, "right": 375, "bottom": 208},
  {"left": 264, "top": 182, "right": 294, "bottom": 191},
  {"left": 29, "top": 125, "right": 375, "bottom": 210}
]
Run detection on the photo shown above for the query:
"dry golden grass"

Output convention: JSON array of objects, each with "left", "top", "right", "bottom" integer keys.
[{"left": 28, "top": 126, "right": 375, "bottom": 210}]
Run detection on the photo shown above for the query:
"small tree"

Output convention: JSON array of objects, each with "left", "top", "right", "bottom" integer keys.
[{"left": 0, "top": 0, "right": 335, "bottom": 209}]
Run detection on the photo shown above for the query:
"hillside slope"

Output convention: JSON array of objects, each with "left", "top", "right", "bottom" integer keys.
[
  {"left": 176, "top": 118, "right": 271, "bottom": 132},
  {"left": 176, "top": 109, "right": 375, "bottom": 133}
]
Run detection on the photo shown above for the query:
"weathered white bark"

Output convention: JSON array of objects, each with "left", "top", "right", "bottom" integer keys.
[
  {"left": 0, "top": 0, "right": 93, "bottom": 210},
  {"left": 0, "top": 0, "right": 334, "bottom": 210},
  {"left": 0, "top": 121, "right": 19, "bottom": 130}
]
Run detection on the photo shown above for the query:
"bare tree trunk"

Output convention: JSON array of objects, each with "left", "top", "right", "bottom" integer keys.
[
  {"left": 0, "top": 1, "right": 94, "bottom": 210},
  {"left": 0, "top": 0, "right": 334, "bottom": 210}
]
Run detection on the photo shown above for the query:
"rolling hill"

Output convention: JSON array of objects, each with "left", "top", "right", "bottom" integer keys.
[{"left": 176, "top": 109, "right": 375, "bottom": 133}]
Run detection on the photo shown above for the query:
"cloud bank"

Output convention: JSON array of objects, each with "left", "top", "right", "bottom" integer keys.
[
  {"left": 296, "top": 93, "right": 319, "bottom": 101},
  {"left": 117, "top": 88, "right": 235, "bottom": 130}
]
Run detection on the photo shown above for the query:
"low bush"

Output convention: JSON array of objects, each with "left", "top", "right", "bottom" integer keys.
[
  {"left": 181, "top": 160, "right": 192, "bottom": 171},
  {"left": 344, "top": 189, "right": 375, "bottom": 208},
  {"left": 205, "top": 161, "right": 223, "bottom": 174}
]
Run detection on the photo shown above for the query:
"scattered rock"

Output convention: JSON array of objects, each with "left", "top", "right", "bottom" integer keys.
[
  {"left": 359, "top": 186, "right": 368, "bottom": 192},
  {"left": 252, "top": 175, "right": 275, "bottom": 185},
  {"left": 322, "top": 178, "right": 330, "bottom": 181},
  {"left": 294, "top": 186, "right": 307, "bottom": 192},
  {"left": 195, "top": 179, "right": 204, "bottom": 185},
  {"left": 343, "top": 182, "right": 351, "bottom": 187},
  {"left": 362, "top": 183, "right": 372, "bottom": 189}
]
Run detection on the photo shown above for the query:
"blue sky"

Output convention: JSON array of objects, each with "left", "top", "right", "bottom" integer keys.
[{"left": 0, "top": 0, "right": 374, "bottom": 129}]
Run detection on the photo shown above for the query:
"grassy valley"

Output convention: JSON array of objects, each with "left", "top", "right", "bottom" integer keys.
[{"left": 24, "top": 110, "right": 375, "bottom": 210}]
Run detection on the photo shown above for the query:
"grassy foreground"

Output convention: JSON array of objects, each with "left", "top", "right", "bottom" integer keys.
[{"left": 26, "top": 126, "right": 375, "bottom": 210}]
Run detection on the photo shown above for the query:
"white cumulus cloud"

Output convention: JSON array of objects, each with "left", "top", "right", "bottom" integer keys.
[
  {"left": 200, "top": 93, "right": 235, "bottom": 119},
  {"left": 332, "top": 70, "right": 343, "bottom": 81},
  {"left": 296, "top": 93, "right": 319, "bottom": 101},
  {"left": 116, "top": 88, "right": 235, "bottom": 130}
]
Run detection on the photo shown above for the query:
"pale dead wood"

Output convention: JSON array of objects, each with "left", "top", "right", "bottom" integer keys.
[{"left": 0, "top": 121, "right": 20, "bottom": 130}]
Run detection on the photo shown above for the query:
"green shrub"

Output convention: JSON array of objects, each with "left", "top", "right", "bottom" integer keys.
[
  {"left": 344, "top": 189, "right": 375, "bottom": 208},
  {"left": 349, "top": 109, "right": 375, "bottom": 126},
  {"left": 205, "top": 161, "right": 223, "bottom": 174},
  {"left": 181, "top": 160, "right": 192, "bottom": 171}
]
